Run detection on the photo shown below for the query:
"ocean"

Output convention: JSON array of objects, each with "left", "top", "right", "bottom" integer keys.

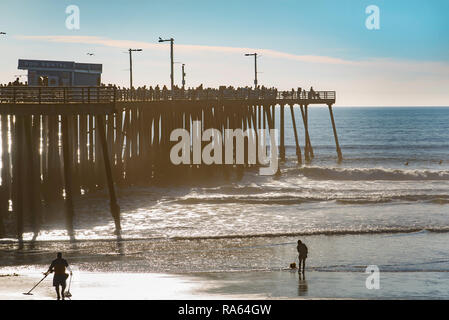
[{"left": 1, "top": 106, "right": 449, "bottom": 298}]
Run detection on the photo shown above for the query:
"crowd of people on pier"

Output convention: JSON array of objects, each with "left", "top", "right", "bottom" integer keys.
[
  {"left": 1, "top": 78, "right": 330, "bottom": 102},
  {"left": 99, "top": 84, "right": 327, "bottom": 101},
  {"left": 102, "top": 84, "right": 280, "bottom": 101},
  {"left": 0, "top": 77, "right": 28, "bottom": 87}
]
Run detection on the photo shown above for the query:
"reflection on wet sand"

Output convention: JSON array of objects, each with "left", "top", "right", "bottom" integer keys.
[{"left": 298, "top": 273, "right": 308, "bottom": 296}]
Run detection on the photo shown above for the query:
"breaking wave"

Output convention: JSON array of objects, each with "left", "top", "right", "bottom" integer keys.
[
  {"left": 2, "top": 226, "right": 449, "bottom": 244},
  {"left": 291, "top": 166, "right": 449, "bottom": 181},
  {"left": 169, "top": 227, "right": 449, "bottom": 240},
  {"left": 172, "top": 194, "right": 449, "bottom": 205}
]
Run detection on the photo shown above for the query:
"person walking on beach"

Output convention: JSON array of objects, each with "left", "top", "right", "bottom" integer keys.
[
  {"left": 45, "top": 252, "right": 72, "bottom": 300},
  {"left": 297, "top": 240, "right": 308, "bottom": 273}
]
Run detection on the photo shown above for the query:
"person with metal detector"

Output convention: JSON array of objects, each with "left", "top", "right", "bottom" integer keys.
[{"left": 45, "top": 252, "right": 72, "bottom": 300}]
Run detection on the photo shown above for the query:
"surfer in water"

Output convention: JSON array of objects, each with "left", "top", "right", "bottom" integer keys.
[
  {"left": 297, "top": 240, "right": 308, "bottom": 274},
  {"left": 45, "top": 252, "right": 72, "bottom": 300}
]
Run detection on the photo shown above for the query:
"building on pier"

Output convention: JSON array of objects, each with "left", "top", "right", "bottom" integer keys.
[{"left": 18, "top": 59, "right": 102, "bottom": 87}]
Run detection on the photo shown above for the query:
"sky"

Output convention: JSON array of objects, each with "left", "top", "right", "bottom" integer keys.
[{"left": 0, "top": 0, "right": 448, "bottom": 106}]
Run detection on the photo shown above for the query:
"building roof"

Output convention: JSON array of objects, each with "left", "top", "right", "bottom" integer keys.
[{"left": 18, "top": 59, "right": 102, "bottom": 73}]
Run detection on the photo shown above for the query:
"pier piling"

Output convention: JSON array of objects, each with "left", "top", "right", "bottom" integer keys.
[
  {"left": 280, "top": 104, "right": 285, "bottom": 161},
  {"left": 328, "top": 104, "right": 343, "bottom": 161},
  {"left": 61, "top": 116, "right": 75, "bottom": 240},
  {"left": 13, "top": 115, "right": 24, "bottom": 243},
  {"left": 289, "top": 105, "right": 302, "bottom": 165},
  {"left": 0, "top": 115, "right": 9, "bottom": 238},
  {"left": 97, "top": 115, "right": 122, "bottom": 236}
]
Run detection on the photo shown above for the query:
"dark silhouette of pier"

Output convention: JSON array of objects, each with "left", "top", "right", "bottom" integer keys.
[{"left": 0, "top": 85, "right": 341, "bottom": 241}]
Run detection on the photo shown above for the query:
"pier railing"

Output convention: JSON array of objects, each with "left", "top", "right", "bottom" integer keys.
[
  {"left": 0, "top": 86, "right": 117, "bottom": 104},
  {"left": 0, "top": 86, "right": 336, "bottom": 104}
]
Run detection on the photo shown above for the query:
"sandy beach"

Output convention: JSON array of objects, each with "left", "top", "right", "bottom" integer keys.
[
  {"left": 2, "top": 231, "right": 449, "bottom": 300},
  {"left": 2, "top": 270, "right": 449, "bottom": 300},
  {"left": 0, "top": 272, "right": 260, "bottom": 300}
]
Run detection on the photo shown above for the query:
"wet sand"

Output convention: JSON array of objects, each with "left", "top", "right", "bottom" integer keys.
[
  {"left": 0, "top": 272, "right": 262, "bottom": 300},
  {"left": 2, "top": 232, "right": 449, "bottom": 299},
  {"left": 2, "top": 270, "right": 449, "bottom": 300}
]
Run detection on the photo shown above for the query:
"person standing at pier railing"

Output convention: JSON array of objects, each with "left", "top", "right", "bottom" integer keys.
[
  {"left": 309, "top": 86, "right": 315, "bottom": 99},
  {"left": 155, "top": 85, "right": 160, "bottom": 100}
]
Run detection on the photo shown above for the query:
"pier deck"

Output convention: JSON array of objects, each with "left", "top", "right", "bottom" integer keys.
[{"left": 0, "top": 86, "right": 335, "bottom": 114}]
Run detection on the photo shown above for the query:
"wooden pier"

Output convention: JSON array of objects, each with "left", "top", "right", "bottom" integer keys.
[{"left": 0, "top": 86, "right": 341, "bottom": 241}]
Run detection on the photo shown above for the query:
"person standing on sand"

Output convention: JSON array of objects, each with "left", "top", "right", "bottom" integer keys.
[
  {"left": 297, "top": 240, "right": 308, "bottom": 274},
  {"left": 45, "top": 252, "right": 72, "bottom": 300}
]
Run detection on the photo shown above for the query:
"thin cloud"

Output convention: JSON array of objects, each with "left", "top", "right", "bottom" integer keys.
[{"left": 15, "top": 35, "right": 358, "bottom": 66}]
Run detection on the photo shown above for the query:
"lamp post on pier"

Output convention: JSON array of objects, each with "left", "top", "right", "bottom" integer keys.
[
  {"left": 158, "top": 37, "right": 175, "bottom": 92},
  {"left": 128, "top": 48, "right": 143, "bottom": 90},
  {"left": 245, "top": 53, "right": 259, "bottom": 89}
]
